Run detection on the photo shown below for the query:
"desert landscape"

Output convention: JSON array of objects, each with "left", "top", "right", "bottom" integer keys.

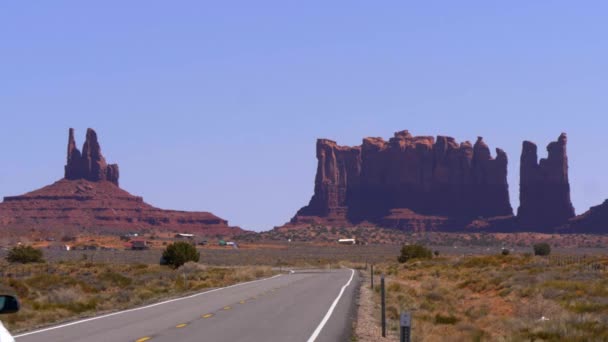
[
  {"left": 2, "top": 3, "right": 608, "bottom": 341},
  {"left": 1, "top": 127, "right": 607, "bottom": 342}
]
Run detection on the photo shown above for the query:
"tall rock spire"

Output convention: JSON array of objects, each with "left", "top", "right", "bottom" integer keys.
[
  {"left": 64, "top": 128, "right": 119, "bottom": 186},
  {"left": 517, "top": 133, "right": 575, "bottom": 230},
  {"left": 65, "top": 128, "right": 82, "bottom": 180}
]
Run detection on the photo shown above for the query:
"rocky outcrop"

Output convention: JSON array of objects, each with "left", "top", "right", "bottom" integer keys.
[
  {"left": 559, "top": 200, "right": 608, "bottom": 234},
  {"left": 292, "top": 130, "right": 513, "bottom": 228},
  {"left": 517, "top": 133, "right": 575, "bottom": 230},
  {"left": 65, "top": 128, "right": 119, "bottom": 186},
  {"left": 294, "top": 139, "right": 361, "bottom": 223},
  {"left": 0, "top": 128, "right": 243, "bottom": 237}
]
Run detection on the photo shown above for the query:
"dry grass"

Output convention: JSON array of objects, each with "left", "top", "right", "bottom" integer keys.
[
  {"left": 0, "top": 260, "right": 275, "bottom": 332},
  {"left": 360, "top": 254, "right": 608, "bottom": 341}
]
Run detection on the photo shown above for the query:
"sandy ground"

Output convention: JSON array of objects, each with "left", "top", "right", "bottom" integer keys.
[{"left": 354, "top": 272, "right": 396, "bottom": 342}]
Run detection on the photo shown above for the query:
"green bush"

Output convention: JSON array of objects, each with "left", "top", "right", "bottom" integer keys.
[
  {"left": 398, "top": 244, "right": 432, "bottom": 263},
  {"left": 162, "top": 242, "right": 200, "bottom": 269},
  {"left": 533, "top": 243, "right": 551, "bottom": 256},
  {"left": 501, "top": 248, "right": 510, "bottom": 256},
  {"left": 6, "top": 245, "right": 44, "bottom": 263}
]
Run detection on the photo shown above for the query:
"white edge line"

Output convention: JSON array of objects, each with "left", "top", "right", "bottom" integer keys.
[
  {"left": 14, "top": 274, "right": 282, "bottom": 338},
  {"left": 306, "top": 268, "right": 355, "bottom": 342}
]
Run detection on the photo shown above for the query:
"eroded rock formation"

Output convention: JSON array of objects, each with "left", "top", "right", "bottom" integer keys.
[
  {"left": 517, "top": 133, "right": 575, "bottom": 230},
  {"left": 65, "top": 128, "right": 119, "bottom": 186},
  {"left": 293, "top": 130, "right": 513, "bottom": 228},
  {"left": 0, "top": 128, "right": 243, "bottom": 237},
  {"left": 295, "top": 139, "right": 361, "bottom": 223},
  {"left": 560, "top": 200, "right": 608, "bottom": 233}
]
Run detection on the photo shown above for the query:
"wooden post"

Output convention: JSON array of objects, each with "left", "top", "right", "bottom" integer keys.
[{"left": 381, "top": 274, "right": 386, "bottom": 337}]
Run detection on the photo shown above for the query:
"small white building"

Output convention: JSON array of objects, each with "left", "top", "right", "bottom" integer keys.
[
  {"left": 175, "top": 233, "right": 195, "bottom": 239},
  {"left": 338, "top": 238, "right": 356, "bottom": 245}
]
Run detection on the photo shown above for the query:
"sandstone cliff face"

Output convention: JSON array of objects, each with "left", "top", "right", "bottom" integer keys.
[
  {"left": 517, "top": 133, "right": 575, "bottom": 230},
  {"left": 293, "top": 130, "right": 513, "bottom": 227},
  {"left": 295, "top": 139, "right": 361, "bottom": 222},
  {"left": 65, "top": 128, "right": 119, "bottom": 186}
]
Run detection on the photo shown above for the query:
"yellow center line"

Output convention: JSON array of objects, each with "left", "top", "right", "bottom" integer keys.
[
  {"left": 202, "top": 313, "right": 214, "bottom": 318},
  {"left": 176, "top": 323, "right": 188, "bottom": 328},
  {"left": 136, "top": 337, "right": 151, "bottom": 342},
  {"left": 223, "top": 306, "right": 232, "bottom": 310},
  {"left": 239, "top": 300, "right": 246, "bottom": 304}
]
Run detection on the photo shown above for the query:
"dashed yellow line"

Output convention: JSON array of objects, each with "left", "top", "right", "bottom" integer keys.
[
  {"left": 176, "top": 323, "right": 188, "bottom": 328},
  {"left": 202, "top": 313, "right": 214, "bottom": 318},
  {"left": 136, "top": 337, "right": 151, "bottom": 342},
  {"left": 223, "top": 306, "right": 232, "bottom": 310}
]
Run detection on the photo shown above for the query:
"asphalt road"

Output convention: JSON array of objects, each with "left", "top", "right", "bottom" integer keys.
[{"left": 14, "top": 268, "right": 359, "bottom": 342}]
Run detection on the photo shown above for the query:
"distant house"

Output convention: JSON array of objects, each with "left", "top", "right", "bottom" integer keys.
[
  {"left": 130, "top": 240, "right": 149, "bottom": 250},
  {"left": 175, "top": 233, "right": 195, "bottom": 239},
  {"left": 338, "top": 238, "right": 356, "bottom": 245}
]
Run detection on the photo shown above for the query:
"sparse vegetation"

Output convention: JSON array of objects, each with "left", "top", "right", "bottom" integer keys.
[
  {"left": 367, "top": 254, "right": 608, "bottom": 340},
  {"left": 397, "top": 244, "right": 432, "bottom": 263},
  {"left": 0, "top": 260, "right": 274, "bottom": 332},
  {"left": 434, "top": 313, "right": 459, "bottom": 325},
  {"left": 6, "top": 245, "right": 44, "bottom": 264},
  {"left": 534, "top": 242, "right": 551, "bottom": 256},
  {"left": 162, "top": 242, "right": 200, "bottom": 268}
]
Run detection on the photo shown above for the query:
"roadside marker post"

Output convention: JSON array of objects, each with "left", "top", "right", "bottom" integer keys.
[
  {"left": 400, "top": 312, "right": 412, "bottom": 342},
  {"left": 381, "top": 274, "right": 386, "bottom": 338},
  {"left": 370, "top": 264, "right": 374, "bottom": 290}
]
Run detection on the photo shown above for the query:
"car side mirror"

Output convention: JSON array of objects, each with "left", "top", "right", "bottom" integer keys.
[{"left": 0, "top": 295, "right": 20, "bottom": 314}]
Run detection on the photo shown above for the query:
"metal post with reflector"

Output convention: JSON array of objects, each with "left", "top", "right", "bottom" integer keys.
[{"left": 400, "top": 312, "right": 412, "bottom": 342}]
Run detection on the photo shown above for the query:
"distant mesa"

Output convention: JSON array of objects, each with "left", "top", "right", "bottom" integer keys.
[
  {"left": 288, "top": 129, "right": 608, "bottom": 234},
  {"left": 0, "top": 128, "right": 242, "bottom": 237},
  {"left": 2, "top": 127, "right": 608, "bottom": 238},
  {"left": 562, "top": 199, "right": 608, "bottom": 234},
  {"left": 292, "top": 130, "right": 513, "bottom": 231}
]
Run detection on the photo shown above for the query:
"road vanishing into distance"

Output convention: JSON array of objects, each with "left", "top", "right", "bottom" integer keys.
[{"left": 14, "top": 268, "right": 359, "bottom": 342}]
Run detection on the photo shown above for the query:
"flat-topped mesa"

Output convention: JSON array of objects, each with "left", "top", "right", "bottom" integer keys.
[
  {"left": 517, "top": 133, "right": 575, "bottom": 230},
  {"left": 64, "top": 128, "right": 119, "bottom": 186},
  {"left": 292, "top": 130, "right": 513, "bottom": 227}
]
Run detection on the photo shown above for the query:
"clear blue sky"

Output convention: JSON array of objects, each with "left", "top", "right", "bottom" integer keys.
[{"left": 1, "top": 1, "right": 607, "bottom": 231}]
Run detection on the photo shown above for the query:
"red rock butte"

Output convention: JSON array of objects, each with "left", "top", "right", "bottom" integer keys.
[
  {"left": 289, "top": 130, "right": 608, "bottom": 234},
  {"left": 517, "top": 133, "right": 575, "bottom": 230},
  {"left": 0, "top": 128, "right": 243, "bottom": 237},
  {"left": 291, "top": 130, "right": 513, "bottom": 231}
]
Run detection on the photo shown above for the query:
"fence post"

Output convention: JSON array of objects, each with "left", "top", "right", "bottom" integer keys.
[
  {"left": 400, "top": 312, "right": 412, "bottom": 342},
  {"left": 370, "top": 264, "right": 374, "bottom": 290},
  {"left": 381, "top": 274, "right": 386, "bottom": 337}
]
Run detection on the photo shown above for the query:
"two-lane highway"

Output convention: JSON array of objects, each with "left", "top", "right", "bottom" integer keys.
[{"left": 15, "top": 268, "right": 359, "bottom": 342}]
